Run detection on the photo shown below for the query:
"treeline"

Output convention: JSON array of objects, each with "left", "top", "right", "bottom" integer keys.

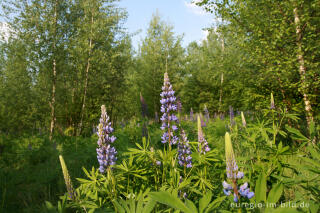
[{"left": 0, "top": 0, "right": 319, "bottom": 136}]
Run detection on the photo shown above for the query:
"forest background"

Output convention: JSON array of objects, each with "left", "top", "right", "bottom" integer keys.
[{"left": 0, "top": 0, "right": 319, "bottom": 212}]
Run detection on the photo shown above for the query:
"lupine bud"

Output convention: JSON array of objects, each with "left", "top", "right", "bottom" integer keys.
[
  {"left": 96, "top": 105, "right": 117, "bottom": 173},
  {"left": 160, "top": 72, "right": 179, "bottom": 145},
  {"left": 270, "top": 93, "right": 275, "bottom": 109},
  {"left": 59, "top": 155, "right": 75, "bottom": 200},
  {"left": 197, "top": 115, "right": 210, "bottom": 154},
  {"left": 241, "top": 111, "right": 246, "bottom": 127}
]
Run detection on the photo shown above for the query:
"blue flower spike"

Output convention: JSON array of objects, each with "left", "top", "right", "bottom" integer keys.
[
  {"left": 96, "top": 105, "right": 117, "bottom": 173},
  {"left": 223, "top": 132, "right": 254, "bottom": 202},
  {"left": 160, "top": 72, "right": 179, "bottom": 146}
]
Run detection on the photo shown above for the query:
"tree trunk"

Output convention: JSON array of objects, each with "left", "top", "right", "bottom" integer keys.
[
  {"left": 218, "top": 37, "right": 224, "bottom": 114},
  {"left": 78, "top": 11, "right": 94, "bottom": 135},
  {"left": 49, "top": 0, "right": 58, "bottom": 141},
  {"left": 293, "top": 7, "right": 314, "bottom": 130}
]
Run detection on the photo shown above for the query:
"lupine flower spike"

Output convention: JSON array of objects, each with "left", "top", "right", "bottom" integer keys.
[
  {"left": 270, "top": 93, "right": 275, "bottom": 110},
  {"left": 204, "top": 105, "right": 210, "bottom": 123},
  {"left": 223, "top": 132, "right": 254, "bottom": 202},
  {"left": 97, "top": 105, "right": 117, "bottom": 173},
  {"left": 160, "top": 72, "right": 179, "bottom": 146},
  {"left": 190, "top": 108, "right": 194, "bottom": 121},
  {"left": 140, "top": 92, "right": 148, "bottom": 118},
  {"left": 229, "top": 106, "right": 235, "bottom": 127},
  {"left": 197, "top": 115, "right": 210, "bottom": 154},
  {"left": 59, "top": 155, "right": 75, "bottom": 200},
  {"left": 241, "top": 111, "right": 246, "bottom": 128},
  {"left": 178, "top": 129, "right": 192, "bottom": 168}
]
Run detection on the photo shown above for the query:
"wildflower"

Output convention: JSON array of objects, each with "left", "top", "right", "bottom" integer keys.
[
  {"left": 59, "top": 155, "right": 75, "bottom": 200},
  {"left": 229, "top": 106, "right": 235, "bottom": 127},
  {"left": 140, "top": 92, "right": 148, "bottom": 118},
  {"left": 204, "top": 105, "right": 210, "bottom": 122},
  {"left": 241, "top": 111, "right": 246, "bottom": 127},
  {"left": 220, "top": 113, "right": 225, "bottom": 120},
  {"left": 270, "top": 93, "right": 275, "bottom": 109},
  {"left": 223, "top": 132, "right": 254, "bottom": 202},
  {"left": 96, "top": 105, "right": 117, "bottom": 173},
  {"left": 197, "top": 115, "right": 210, "bottom": 154},
  {"left": 190, "top": 108, "right": 194, "bottom": 121},
  {"left": 178, "top": 129, "right": 192, "bottom": 168},
  {"left": 160, "top": 72, "right": 179, "bottom": 145}
]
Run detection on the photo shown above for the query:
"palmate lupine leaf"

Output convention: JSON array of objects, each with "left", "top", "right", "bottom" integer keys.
[{"left": 149, "top": 191, "right": 193, "bottom": 213}]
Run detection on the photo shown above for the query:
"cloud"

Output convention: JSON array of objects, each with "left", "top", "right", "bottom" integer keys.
[{"left": 184, "top": 0, "right": 208, "bottom": 16}]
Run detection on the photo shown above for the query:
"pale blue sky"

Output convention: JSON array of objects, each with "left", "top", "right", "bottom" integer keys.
[
  {"left": 1, "top": 1, "right": 216, "bottom": 48},
  {"left": 118, "top": 0, "right": 215, "bottom": 50}
]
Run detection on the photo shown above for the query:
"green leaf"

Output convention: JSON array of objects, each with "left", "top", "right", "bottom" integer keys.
[
  {"left": 199, "top": 191, "right": 212, "bottom": 213},
  {"left": 204, "top": 196, "right": 226, "bottom": 213},
  {"left": 112, "top": 200, "right": 126, "bottom": 213},
  {"left": 272, "top": 206, "right": 300, "bottom": 213},
  {"left": 255, "top": 172, "right": 267, "bottom": 203},
  {"left": 267, "top": 182, "right": 283, "bottom": 204},
  {"left": 129, "top": 198, "right": 136, "bottom": 213},
  {"left": 286, "top": 125, "right": 309, "bottom": 142},
  {"left": 45, "top": 201, "right": 55, "bottom": 210},
  {"left": 185, "top": 199, "right": 198, "bottom": 213},
  {"left": 143, "top": 200, "right": 157, "bottom": 213},
  {"left": 149, "top": 191, "right": 193, "bottom": 213}
]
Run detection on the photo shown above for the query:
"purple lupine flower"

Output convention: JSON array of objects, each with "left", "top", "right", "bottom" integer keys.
[
  {"left": 229, "top": 106, "right": 235, "bottom": 127},
  {"left": 178, "top": 129, "right": 192, "bottom": 168},
  {"left": 190, "top": 108, "right": 194, "bottom": 121},
  {"left": 96, "top": 105, "right": 117, "bottom": 173},
  {"left": 223, "top": 133, "right": 254, "bottom": 202},
  {"left": 204, "top": 105, "right": 210, "bottom": 123},
  {"left": 220, "top": 113, "right": 225, "bottom": 120},
  {"left": 160, "top": 72, "right": 179, "bottom": 145},
  {"left": 140, "top": 92, "right": 148, "bottom": 118},
  {"left": 197, "top": 115, "right": 210, "bottom": 154}
]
